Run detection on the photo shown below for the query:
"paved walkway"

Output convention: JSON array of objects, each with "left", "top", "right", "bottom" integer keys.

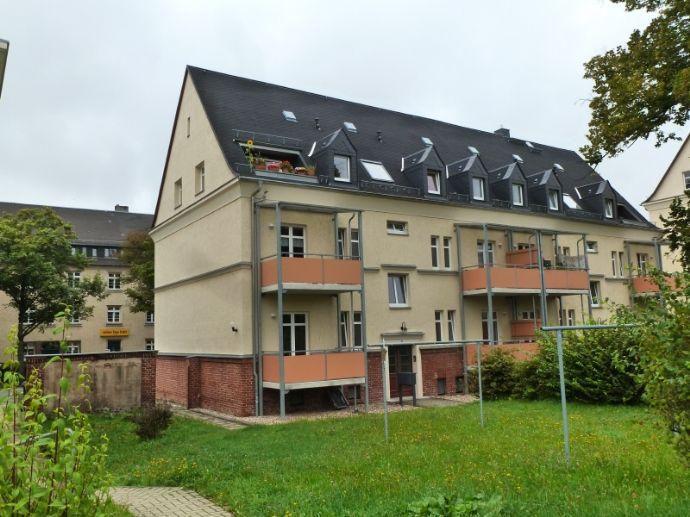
[{"left": 110, "top": 487, "right": 232, "bottom": 516}]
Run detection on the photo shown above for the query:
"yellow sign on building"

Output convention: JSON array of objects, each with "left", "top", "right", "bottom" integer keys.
[{"left": 99, "top": 328, "right": 129, "bottom": 337}]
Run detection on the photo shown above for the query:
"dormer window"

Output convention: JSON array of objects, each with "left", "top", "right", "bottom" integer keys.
[
  {"left": 512, "top": 184, "right": 524, "bottom": 206},
  {"left": 472, "top": 177, "right": 485, "bottom": 201},
  {"left": 334, "top": 155, "right": 351, "bottom": 182},
  {"left": 427, "top": 170, "right": 441, "bottom": 194},
  {"left": 604, "top": 198, "right": 614, "bottom": 218},
  {"left": 547, "top": 189, "right": 560, "bottom": 211}
]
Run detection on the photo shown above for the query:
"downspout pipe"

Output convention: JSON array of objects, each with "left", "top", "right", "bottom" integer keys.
[{"left": 250, "top": 182, "right": 265, "bottom": 416}]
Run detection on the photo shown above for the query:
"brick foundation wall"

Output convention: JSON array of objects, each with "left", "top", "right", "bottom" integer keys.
[
  {"left": 366, "top": 351, "right": 383, "bottom": 403},
  {"left": 420, "top": 348, "right": 464, "bottom": 397},
  {"left": 200, "top": 358, "right": 255, "bottom": 416},
  {"left": 156, "top": 355, "right": 189, "bottom": 406},
  {"left": 140, "top": 353, "right": 157, "bottom": 406}
]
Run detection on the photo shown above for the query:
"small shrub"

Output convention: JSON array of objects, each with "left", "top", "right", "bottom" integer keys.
[
  {"left": 467, "top": 348, "right": 518, "bottom": 400},
  {"left": 407, "top": 492, "right": 505, "bottom": 516},
  {"left": 130, "top": 404, "right": 173, "bottom": 440}
]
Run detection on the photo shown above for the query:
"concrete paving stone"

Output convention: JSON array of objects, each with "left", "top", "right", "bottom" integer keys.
[{"left": 110, "top": 486, "right": 232, "bottom": 516}]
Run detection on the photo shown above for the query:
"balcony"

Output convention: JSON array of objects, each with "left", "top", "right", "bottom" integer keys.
[
  {"left": 510, "top": 319, "right": 542, "bottom": 340},
  {"left": 261, "top": 254, "right": 362, "bottom": 293},
  {"left": 631, "top": 275, "right": 675, "bottom": 295},
  {"left": 262, "top": 349, "right": 366, "bottom": 389},
  {"left": 462, "top": 265, "right": 590, "bottom": 295}
]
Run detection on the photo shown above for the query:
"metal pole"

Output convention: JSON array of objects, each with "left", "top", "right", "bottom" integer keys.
[
  {"left": 476, "top": 341, "right": 484, "bottom": 427},
  {"left": 382, "top": 339, "right": 389, "bottom": 441},
  {"left": 536, "top": 230, "right": 548, "bottom": 325},
  {"left": 556, "top": 329, "right": 571, "bottom": 466},
  {"left": 358, "top": 211, "right": 369, "bottom": 412},
  {"left": 483, "top": 224, "right": 494, "bottom": 345},
  {"left": 276, "top": 204, "right": 286, "bottom": 418},
  {"left": 583, "top": 233, "right": 593, "bottom": 319},
  {"left": 455, "top": 225, "right": 469, "bottom": 394}
]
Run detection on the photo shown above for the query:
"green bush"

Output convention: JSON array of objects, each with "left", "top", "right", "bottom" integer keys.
[
  {"left": 467, "top": 349, "right": 518, "bottom": 400},
  {"left": 515, "top": 311, "right": 643, "bottom": 404},
  {"left": 407, "top": 492, "right": 505, "bottom": 516},
  {"left": 627, "top": 270, "right": 690, "bottom": 465},
  {"left": 0, "top": 322, "right": 112, "bottom": 515},
  {"left": 129, "top": 404, "right": 173, "bottom": 440}
]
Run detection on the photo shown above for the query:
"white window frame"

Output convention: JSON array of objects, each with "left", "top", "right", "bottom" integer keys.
[
  {"left": 337, "top": 228, "right": 346, "bottom": 259},
  {"left": 447, "top": 310, "right": 456, "bottom": 342},
  {"left": 107, "top": 305, "right": 121, "bottom": 324},
  {"left": 145, "top": 339, "right": 155, "bottom": 351},
  {"left": 477, "top": 240, "right": 495, "bottom": 267},
  {"left": 353, "top": 311, "right": 362, "bottom": 348},
  {"left": 282, "top": 312, "right": 308, "bottom": 356},
  {"left": 104, "top": 248, "right": 118, "bottom": 258},
  {"left": 195, "top": 161, "right": 205, "bottom": 195},
  {"left": 361, "top": 159, "right": 393, "bottom": 182},
  {"left": 333, "top": 154, "right": 351, "bottom": 182},
  {"left": 108, "top": 272, "right": 121, "bottom": 290},
  {"left": 68, "top": 271, "right": 81, "bottom": 287},
  {"left": 174, "top": 178, "right": 182, "bottom": 208},
  {"left": 567, "top": 309, "right": 575, "bottom": 326},
  {"left": 586, "top": 241, "right": 598, "bottom": 253},
  {"left": 70, "top": 310, "right": 81, "bottom": 325},
  {"left": 442, "top": 237, "right": 451, "bottom": 269},
  {"left": 24, "top": 309, "right": 35, "bottom": 325},
  {"left": 589, "top": 281, "right": 602, "bottom": 307},
  {"left": 611, "top": 251, "right": 618, "bottom": 277},
  {"left": 430, "top": 236, "right": 440, "bottom": 268},
  {"left": 280, "top": 225, "right": 306, "bottom": 258},
  {"left": 350, "top": 229, "right": 360, "bottom": 259},
  {"left": 387, "top": 220, "right": 408, "bottom": 235},
  {"left": 684, "top": 171, "right": 690, "bottom": 190},
  {"left": 427, "top": 170, "right": 441, "bottom": 194},
  {"left": 604, "top": 198, "right": 614, "bottom": 218},
  {"left": 388, "top": 274, "right": 409, "bottom": 307},
  {"left": 66, "top": 342, "right": 80, "bottom": 354},
  {"left": 512, "top": 183, "right": 524, "bottom": 206},
  {"left": 472, "top": 177, "right": 485, "bottom": 201},
  {"left": 548, "top": 189, "right": 560, "bottom": 211},
  {"left": 339, "top": 311, "right": 349, "bottom": 348},
  {"left": 618, "top": 252, "right": 625, "bottom": 277},
  {"left": 637, "top": 253, "right": 649, "bottom": 275},
  {"left": 146, "top": 311, "right": 155, "bottom": 324},
  {"left": 434, "top": 310, "right": 443, "bottom": 342}
]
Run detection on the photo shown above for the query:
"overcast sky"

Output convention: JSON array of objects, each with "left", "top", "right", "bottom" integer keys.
[{"left": 0, "top": 0, "right": 685, "bottom": 216}]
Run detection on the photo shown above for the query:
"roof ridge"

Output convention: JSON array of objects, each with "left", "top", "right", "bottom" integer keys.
[
  {"left": 187, "top": 65, "right": 581, "bottom": 157},
  {"left": 0, "top": 200, "right": 152, "bottom": 217}
]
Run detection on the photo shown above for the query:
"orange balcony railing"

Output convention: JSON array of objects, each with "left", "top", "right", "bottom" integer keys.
[
  {"left": 262, "top": 349, "right": 366, "bottom": 386},
  {"left": 506, "top": 248, "right": 539, "bottom": 267},
  {"left": 261, "top": 254, "right": 361, "bottom": 289},
  {"left": 510, "top": 319, "right": 542, "bottom": 339},
  {"left": 462, "top": 265, "right": 589, "bottom": 293},
  {"left": 631, "top": 275, "right": 675, "bottom": 294}
]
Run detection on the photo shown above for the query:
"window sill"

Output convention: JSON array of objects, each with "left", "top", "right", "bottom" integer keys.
[
  {"left": 389, "top": 305, "right": 411, "bottom": 310},
  {"left": 195, "top": 189, "right": 205, "bottom": 197},
  {"left": 333, "top": 177, "right": 351, "bottom": 183},
  {"left": 387, "top": 232, "right": 409, "bottom": 236},
  {"left": 105, "top": 323, "right": 123, "bottom": 327},
  {"left": 145, "top": 322, "right": 155, "bottom": 326}
]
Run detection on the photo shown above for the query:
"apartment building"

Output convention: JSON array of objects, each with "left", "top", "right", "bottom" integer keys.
[
  {"left": 0, "top": 202, "right": 154, "bottom": 356},
  {"left": 152, "top": 66, "right": 663, "bottom": 417},
  {"left": 642, "top": 133, "right": 689, "bottom": 272}
]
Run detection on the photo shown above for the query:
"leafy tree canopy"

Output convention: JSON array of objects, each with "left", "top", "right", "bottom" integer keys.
[
  {"left": 120, "top": 230, "right": 154, "bottom": 314},
  {"left": 661, "top": 193, "right": 690, "bottom": 270},
  {"left": 0, "top": 208, "right": 105, "bottom": 369},
  {"left": 581, "top": 0, "right": 690, "bottom": 164}
]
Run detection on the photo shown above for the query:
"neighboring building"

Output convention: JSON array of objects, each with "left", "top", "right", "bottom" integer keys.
[
  {"left": 642, "top": 133, "right": 690, "bottom": 272},
  {"left": 151, "top": 66, "right": 664, "bottom": 417},
  {"left": 0, "top": 202, "right": 154, "bottom": 356}
]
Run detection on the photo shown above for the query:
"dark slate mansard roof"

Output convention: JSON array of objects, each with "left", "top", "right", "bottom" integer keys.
[
  {"left": 0, "top": 202, "right": 153, "bottom": 247},
  {"left": 185, "top": 66, "right": 651, "bottom": 227}
]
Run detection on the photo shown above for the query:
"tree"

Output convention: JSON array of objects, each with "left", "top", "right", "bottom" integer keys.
[
  {"left": 120, "top": 230, "right": 154, "bottom": 314},
  {"left": 0, "top": 208, "right": 104, "bottom": 373},
  {"left": 581, "top": 0, "right": 690, "bottom": 165},
  {"left": 661, "top": 193, "right": 690, "bottom": 270}
]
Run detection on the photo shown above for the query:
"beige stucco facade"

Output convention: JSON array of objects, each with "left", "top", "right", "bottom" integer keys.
[
  {"left": 642, "top": 134, "right": 690, "bottom": 272},
  {"left": 0, "top": 264, "right": 153, "bottom": 357}
]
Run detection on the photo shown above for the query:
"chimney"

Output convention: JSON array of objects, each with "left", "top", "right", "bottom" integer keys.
[
  {"left": 494, "top": 127, "right": 510, "bottom": 138},
  {"left": 114, "top": 204, "right": 129, "bottom": 213}
]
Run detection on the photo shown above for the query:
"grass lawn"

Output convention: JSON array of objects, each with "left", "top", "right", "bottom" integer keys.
[{"left": 93, "top": 401, "right": 690, "bottom": 516}]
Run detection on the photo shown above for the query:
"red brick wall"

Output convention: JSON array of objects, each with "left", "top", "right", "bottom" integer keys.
[
  {"left": 140, "top": 353, "right": 157, "bottom": 407},
  {"left": 199, "top": 358, "right": 255, "bottom": 416},
  {"left": 420, "top": 348, "right": 463, "bottom": 396},
  {"left": 366, "top": 351, "right": 383, "bottom": 403},
  {"left": 156, "top": 355, "right": 189, "bottom": 406}
]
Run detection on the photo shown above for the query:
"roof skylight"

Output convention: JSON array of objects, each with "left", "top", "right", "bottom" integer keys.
[
  {"left": 512, "top": 154, "right": 524, "bottom": 163},
  {"left": 468, "top": 146, "right": 480, "bottom": 155},
  {"left": 361, "top": 160, "right": 393, "bottom": 182},
  {"left": 525, "top": 141, "right": 535, "bottom": 149},
  {"left": 421, "top": 136, "right": 433, "bottom": 146},
  {"left": 562, "top": 193, "right": 581, "bottom": 209},
  {"left": 553, "top": 163, "right": 564, "bottom": 172},
  {"left": 282, "top": 110, "right": 297, "bottom": 122},
  {"left": 343, "top": 121, "right": 357, "bottom": 133}
]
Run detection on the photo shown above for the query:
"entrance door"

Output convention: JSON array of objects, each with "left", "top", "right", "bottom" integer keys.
[{"left": 389, "top": 345, "right": 413, "bottom": 398}]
